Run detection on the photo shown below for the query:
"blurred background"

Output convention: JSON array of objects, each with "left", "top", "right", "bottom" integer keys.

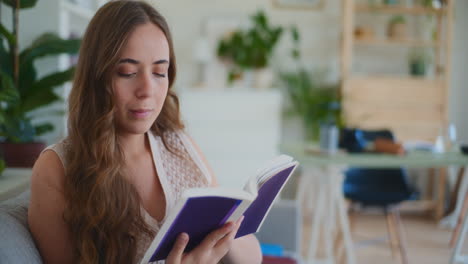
[{"left": 1, "top": 0, "right": 468, "bottom": 263}]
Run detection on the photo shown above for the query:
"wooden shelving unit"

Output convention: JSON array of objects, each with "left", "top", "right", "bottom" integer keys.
[
  {"left": 354, "top": 37, "right": 439, "bottom": 47},
  {"left": 340, "top": 0, "right": 454, "bottom": 142},
  {"left": 355, "top": 4, "right": 447, "bottom": 15}
]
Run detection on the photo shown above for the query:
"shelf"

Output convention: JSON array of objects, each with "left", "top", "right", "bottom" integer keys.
[
  {"left": 355, "top": 4, "right": 446, "bottom": 15},
  {"left": 61, "top": 1, "right": 95, "bottom": 20},
  {"left": 354, "top": 37, "right": 439, "bottom": 47},
  {"left": 346, "top": 75, "right": 442, "bottom": 83}
]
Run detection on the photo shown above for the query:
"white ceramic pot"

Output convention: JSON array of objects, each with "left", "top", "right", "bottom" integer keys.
[{"left": 254, "top": 68, "right": 274, "bottom": 89}]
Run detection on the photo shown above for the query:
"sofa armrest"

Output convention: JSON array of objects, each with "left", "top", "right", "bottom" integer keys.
[{"left": 0, "top": 191, "right": 42, "bottom": 263}]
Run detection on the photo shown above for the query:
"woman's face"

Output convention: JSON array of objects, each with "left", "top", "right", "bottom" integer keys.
[{"left": 113, "top": 22, "right": 170, "bottom": 136}]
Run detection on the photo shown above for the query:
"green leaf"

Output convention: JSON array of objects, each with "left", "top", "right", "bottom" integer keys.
[
  {"left": 291, "top": 26, "right": 300, "bottom": 42},
  {"left": 0, "top": 24, "right": 15, "bottom": 46},
  {"left": 21, "top": 90, "right": 61, "bottom": 114},
  {"left": 0, "top": 70, "right": 19, "bottom": 103},
  {"left": 20, "top": 33, "right": 81, "bottom": 67},
  {"left": 1, "top": 0, "right": 38, "bottom": 9},
  {"left": 34, "top": 123, "right": 54, "bottom": 136},
  {"left": 0, "top": 38, "right": 12, "bottom": 76},
  {"left": 18, "top": 60, "right": 37, "bottom": 97},
  {"left": 22, "top": 67, "right": 74, "bottom": 100}
]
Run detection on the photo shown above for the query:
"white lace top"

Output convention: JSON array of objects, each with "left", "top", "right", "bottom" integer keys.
[{"left": 43, "top": 130, "right": 212, "bottom": 264}]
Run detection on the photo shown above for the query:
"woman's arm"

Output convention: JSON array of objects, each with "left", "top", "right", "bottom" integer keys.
[
  {"left": 185, "top": 134, "right": 263, "bottom": 264},
  {"left": 28, "top": 150, "right": 74, "bottom": 263}
]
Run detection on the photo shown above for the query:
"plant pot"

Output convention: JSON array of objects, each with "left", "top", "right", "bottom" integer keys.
[
  {"left": 387, "top": 23, "right": 407, "bottom": 40},
  {"left": 0, "top": 142, "right": 46, "bottom": 168},
  {"left": 410, "top": 61, "right": 427, "bottom": 76},
  {"left": 254, "top": 68, "right": 274, "bottom": 89}
]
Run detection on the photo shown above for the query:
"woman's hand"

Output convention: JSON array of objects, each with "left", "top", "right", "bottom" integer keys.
[{"left": 166, "top": 216, "right": 244, "bottom": 264}]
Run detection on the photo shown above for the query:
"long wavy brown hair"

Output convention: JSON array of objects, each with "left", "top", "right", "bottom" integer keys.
[{"left": 64, "top": 1, "right": 183, "bottom": 263}]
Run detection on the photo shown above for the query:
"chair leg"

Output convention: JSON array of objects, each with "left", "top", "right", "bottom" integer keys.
[
  {"left": 450, "top": 189, "right": 468, "bottom": 247},
  {"left": 451, "top": 207, "right": 468, "bottom": 264},
  {"left": 391, "top": 209, "right": 409, "bottom": 264},
  {"left": 348, "top": 202, "right": 356, "bottom": 233},
  {"left": 385, "top": 209, "right": 399, "bottom": 258}
]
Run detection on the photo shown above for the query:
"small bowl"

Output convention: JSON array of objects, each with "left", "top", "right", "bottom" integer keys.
[{"left": 461, "top": 145, "right": 468, "bottom": 155}]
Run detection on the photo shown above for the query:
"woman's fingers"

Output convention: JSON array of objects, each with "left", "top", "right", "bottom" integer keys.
[
  {"left": 215, "top": 216, "right": 244, "bottom": 249},
  {"left": 166, "top": 232, "right": 189, "bottom": 264},
  {"left": 199, "top": 219, "right": 238, "bottom": 250}
]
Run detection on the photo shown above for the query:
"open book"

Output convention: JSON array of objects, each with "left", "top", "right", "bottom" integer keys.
[{"left": 140, "top": 155, "right": 299, "bottom": 263}]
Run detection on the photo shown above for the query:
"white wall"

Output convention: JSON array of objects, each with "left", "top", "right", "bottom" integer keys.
[{"left": 449, "top": 0, "right": 468, "bottom": 143}]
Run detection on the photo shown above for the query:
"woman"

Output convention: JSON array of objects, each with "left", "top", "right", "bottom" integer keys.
[{"left": 28, "top": 1, "right": 262, "bottom": 263}]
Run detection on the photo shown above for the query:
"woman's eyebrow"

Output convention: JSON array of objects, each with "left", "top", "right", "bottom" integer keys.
[
  {"left": 153, "top": 59, "right": 169, "bottom": 65},
  {"left": 118, "top": 58, "right": 139, "bottom": 64},
  {"left": 117, "top": 58, "right": 169, "bottom": 65}
]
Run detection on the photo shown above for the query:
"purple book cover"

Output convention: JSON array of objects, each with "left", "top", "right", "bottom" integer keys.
[
  {"left": 235, "top": 165, "right": 296, "bottom": 238},
  {"left": 149, "top": 196, "right": 241, "bottom": 262},
  {"left": 148, "top": 163, "right": 297, "bottom": 262}
]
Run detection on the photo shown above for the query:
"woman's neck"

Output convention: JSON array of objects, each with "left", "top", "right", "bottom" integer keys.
[{"left": 119, "top": 132, "right": 150, "bottom": 160}]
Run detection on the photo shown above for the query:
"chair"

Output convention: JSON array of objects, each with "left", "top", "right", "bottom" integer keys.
[{"left": 340, "top": 128, "right": 417, "bottom": 264}]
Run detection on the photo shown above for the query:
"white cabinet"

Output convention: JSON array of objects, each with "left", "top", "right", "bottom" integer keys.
[{"left": 178, "top": 89, "right": 282, "bottom": 188}]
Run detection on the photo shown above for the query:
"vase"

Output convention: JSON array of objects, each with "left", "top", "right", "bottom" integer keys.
[
  {"left": 254, "top": 68, "right": 274, "bottom": 89},
  {"left": 0, "top": 142, "right": 46, "bottom": 168},
  {"left": 319, "top": 124, "right": 339, "bottom": 154}
]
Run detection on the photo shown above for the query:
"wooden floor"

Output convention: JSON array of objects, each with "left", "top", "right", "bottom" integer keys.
[{"left": 301, "top": 212, "right": 464, "bottom": 264}]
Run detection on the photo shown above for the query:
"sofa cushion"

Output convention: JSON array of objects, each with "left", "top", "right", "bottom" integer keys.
[{"left": 0, "top": 191, "right": 42, "bottom": 263}]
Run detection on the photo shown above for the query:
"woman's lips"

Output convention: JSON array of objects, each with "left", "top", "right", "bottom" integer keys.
[{"left": 129, "top": 109, "right": 153, "bottom": 119}]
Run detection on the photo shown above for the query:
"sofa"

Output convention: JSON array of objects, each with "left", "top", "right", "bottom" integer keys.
[{"left": 0, "top": 191, "right": 42, "bottom": 263}]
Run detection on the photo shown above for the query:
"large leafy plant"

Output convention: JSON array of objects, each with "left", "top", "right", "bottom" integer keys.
[
  {"left": 280, "top": 26, "right": 341, "bottom": 141},
  {"left": 217, "top": 10, "right": 283, "bottom": 82},
  {"left": 0, "top": 0, "right": 80, "bottom": 142}
]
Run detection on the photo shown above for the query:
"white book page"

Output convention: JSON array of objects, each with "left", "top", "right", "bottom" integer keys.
[{"left": 243, "top": 155, "right": 294, "bottom": 194}]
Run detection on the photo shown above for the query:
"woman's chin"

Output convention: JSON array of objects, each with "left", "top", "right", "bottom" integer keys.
[{"left": 118, "top": 120, "right": 155, "bottom": 135}]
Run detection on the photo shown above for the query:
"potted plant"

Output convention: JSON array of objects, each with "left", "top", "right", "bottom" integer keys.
[
  {"left": 280, "top": 26, "right": 342, "bottom": 142},
  {"left": 408, "top": 48, "right": 432, "bottom": 76},
  {"left": 387, "top": 15, "right": 407, "bottom": 40},
  {"left": 217, "top": 10, "right": 283, "bottom": 88},
  {"left": 0, "top": 0, "right": 81, "bottom": 167}
]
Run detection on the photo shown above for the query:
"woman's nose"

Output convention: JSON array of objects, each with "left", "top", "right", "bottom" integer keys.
[{"left": 136, "top": 71, "right": 155, "bottom": 98}]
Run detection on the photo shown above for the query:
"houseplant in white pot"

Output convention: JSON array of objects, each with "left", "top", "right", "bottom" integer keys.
[
  {"left": 280, "top": 26, "right": 342, "bottom": 142},
  {"left": 0, "top": 0, "right": 80, "bottom": 167},
  {"left": 217, "top": 10, "right": 283, "bottom": 89}
]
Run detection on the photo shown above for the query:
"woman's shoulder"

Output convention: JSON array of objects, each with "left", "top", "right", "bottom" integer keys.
[{"left": 32, "top": 141, "right": 68, "bottom": 192}]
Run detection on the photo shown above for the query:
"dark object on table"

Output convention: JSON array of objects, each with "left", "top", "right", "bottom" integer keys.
[{"left": 461, "top": 145, "right": 468, "bottom": 155}]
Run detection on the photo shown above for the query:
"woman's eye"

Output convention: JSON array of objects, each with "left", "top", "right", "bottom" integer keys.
[
  {"left": 154, "top": 72, "right": 166, "bottom": 78},
  {"left": 117, "top": 72, "right": 136, "bottom": 78}
]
